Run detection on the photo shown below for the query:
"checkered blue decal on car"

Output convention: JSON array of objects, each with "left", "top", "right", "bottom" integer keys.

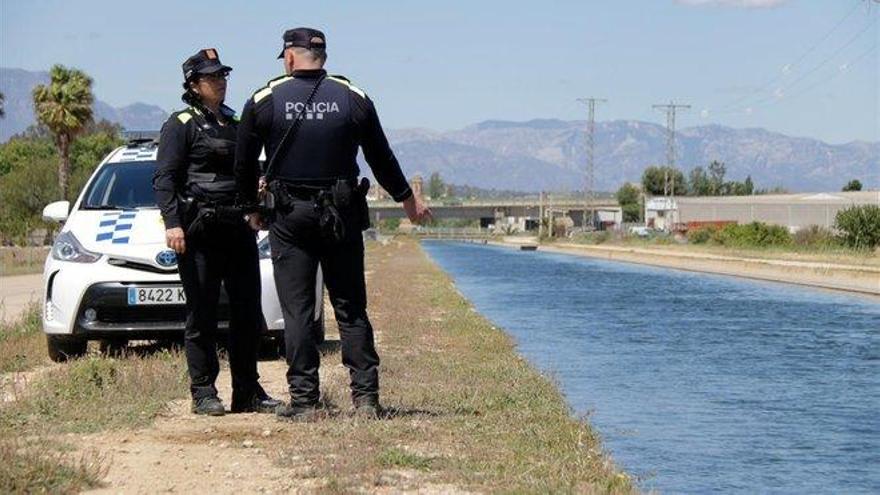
[{"left": 95, "top": 211, "right": 136, "bottom": 244}]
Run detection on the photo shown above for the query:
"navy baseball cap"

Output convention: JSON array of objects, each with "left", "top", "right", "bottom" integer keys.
[
  {"left": 277, "top": 27, "right": 326, "bottom": 59},
  {"left": 182, "top": 48, "right": 232, "bottom": 83}
]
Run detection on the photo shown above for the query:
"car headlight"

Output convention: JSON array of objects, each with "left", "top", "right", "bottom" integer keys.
[
  {"left": 51, "top": 231, "right": 101, "bottom": 263},
  {"left": 258, "top": 236, "right": 271, "bottom": 260}
]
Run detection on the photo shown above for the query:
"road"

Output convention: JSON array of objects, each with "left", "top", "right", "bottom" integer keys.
[{"left": 0, "top": 273, "right": 42, "bottom": 324}]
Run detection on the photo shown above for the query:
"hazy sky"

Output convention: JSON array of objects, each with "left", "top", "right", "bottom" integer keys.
[{"left": 1, "top": 0, "right": 878, "bottom": 143}]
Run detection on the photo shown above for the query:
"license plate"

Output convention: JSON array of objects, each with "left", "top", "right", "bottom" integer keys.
[{"left": 127, "top": 287, "right": 186, "bottom": 305}]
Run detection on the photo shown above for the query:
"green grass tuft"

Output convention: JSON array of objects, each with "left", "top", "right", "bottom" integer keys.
[
  {"left": 0, "top": 439, "right": 107, "bottom": 494},
  {"left": 377, "top": 448, "right": 434, "bottom": 471}
]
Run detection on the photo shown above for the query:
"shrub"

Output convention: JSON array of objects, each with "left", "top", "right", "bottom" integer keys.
[
  {"left": 688, "top": 222, "right": 792, "bottom": 248},
  {"left": 687, "top": 226, "right": 717, "bottom": 244},
  {"left": 714, "top": 222, "right": 791, "bottom": 247},
  {"left": 793, "top": 225, "right": 840, "bottom": 248},
  {"left": 835, "top": 205, "right": 880, "bottom": 250}
]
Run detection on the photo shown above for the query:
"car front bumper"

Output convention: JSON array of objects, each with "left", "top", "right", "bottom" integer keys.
[{"left": 43, "top": 256, "right": 288, "bottom": 338}]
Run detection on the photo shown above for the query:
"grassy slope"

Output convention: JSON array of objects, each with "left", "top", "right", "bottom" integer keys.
[{"left": 268, "top": 239, "right": 632, "bottom": 492}]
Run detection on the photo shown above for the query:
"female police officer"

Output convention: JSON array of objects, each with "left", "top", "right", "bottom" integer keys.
[{"left": 153, "top": 48, "right": 280, "bottom": 415}]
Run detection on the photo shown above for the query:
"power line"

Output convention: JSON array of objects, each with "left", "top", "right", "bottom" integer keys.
[
  {"left": 746, "top": 19, "right": 876, "bottom": 108},
  {"left": 785, "top": 43, "right": 878, "bottom": 101},
  {"left": 576, "top": 97, "right": 606, "bottom": 230},
  {"left": 716, "top": 0, "right": 864, "bottom": 112}
]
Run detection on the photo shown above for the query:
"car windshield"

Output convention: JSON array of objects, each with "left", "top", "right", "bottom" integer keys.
[{"left": 80, "top": 161, "right": 157, "bottom": 210}]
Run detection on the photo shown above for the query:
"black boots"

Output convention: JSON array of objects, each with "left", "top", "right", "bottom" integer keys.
[
  {"left": 191, "top": 396, "right": 226, "bottom": 416},
  {"left": 353, "top": 395, "right": 382, "bottom": 419},
  {"left": 231, "top": 389, "right": 283, "bottom": 413},
  {"left": 275, "top": 402, "right": 324, "bottom": 422}
]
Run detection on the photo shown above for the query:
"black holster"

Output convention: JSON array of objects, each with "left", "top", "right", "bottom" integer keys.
[
  {"left": 331, "top": 178, "right": 371, "bottom": 232},
  {"left": 316, "top": 190, "right": 346, "bottom": 243},
  {"left": 183, "top": 199, "right": 246, "bottom": 241}
]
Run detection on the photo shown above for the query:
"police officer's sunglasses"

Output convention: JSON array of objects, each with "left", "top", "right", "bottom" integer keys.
[{"left": 200, "top": 71, "right": 230, "bottom": 82}]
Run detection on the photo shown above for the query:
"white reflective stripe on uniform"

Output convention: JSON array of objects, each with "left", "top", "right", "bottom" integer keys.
[
  {"left": 177, "top": 112, "right": 192, "bottom": 124},
  {"left": 327, "top": 76, "right": 366, "bottom": 99},
  {"left": 253, "top": 87, "right": 272, "bottom": 103},
  {"left": 253, "top": 75, "right": 295, "bottom": 103},
  {"left": 269, "top": 76, "right": 294, "bottom": 88}
]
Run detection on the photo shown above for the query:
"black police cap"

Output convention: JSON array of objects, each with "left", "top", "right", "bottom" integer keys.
[
  {"left": 182, "top": 48, "right": 233, "bottom": 84},
  {"left": 277, "top": 27, "right": 326, "bottom": 59}
]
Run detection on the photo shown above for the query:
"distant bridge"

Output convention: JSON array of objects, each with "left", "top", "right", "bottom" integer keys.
[{"left": 367, "top": 198, "right": 620, "bottom": 222}]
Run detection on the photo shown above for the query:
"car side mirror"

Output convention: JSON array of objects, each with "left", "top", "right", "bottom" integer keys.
[{"left": 43, "top": 201, "right": 71, "bottom": 223}]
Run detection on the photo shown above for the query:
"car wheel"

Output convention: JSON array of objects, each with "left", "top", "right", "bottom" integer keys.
[
  {"left": 47, "top": 335, "right": 88, "bottom": 362},
  {"left": 99, "top": 339, "right": 128, "bottom": 357}
]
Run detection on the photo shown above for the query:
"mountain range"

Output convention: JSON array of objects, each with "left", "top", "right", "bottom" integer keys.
[
  {"left": 2, "top": 67, "right": 876, "bottom": 192},
  {"left": 385, "top": 120, "right": 878, "bottom": 192},
  {"left": 0, "top": 68, "right": 168, "bottom": 142}
]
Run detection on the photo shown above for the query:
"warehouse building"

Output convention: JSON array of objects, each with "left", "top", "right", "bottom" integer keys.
[{"left": 645, "top": 191, "right": 879, "bottom": 231}]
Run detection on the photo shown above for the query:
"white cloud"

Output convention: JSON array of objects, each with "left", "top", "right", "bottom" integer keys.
[{"left": 676, "top": 0, "right": 788, "bottom": 8}]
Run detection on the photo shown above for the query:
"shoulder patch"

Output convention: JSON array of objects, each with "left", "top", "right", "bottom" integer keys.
[
  {"left": 327, "top": 75, "right": 366, "bottom": 99},
  {"left": 176, "top": 112, "right": 192, "bottom": 124},
  {"left": 253, "top": 75, "right": 294, "bottom": 104}
]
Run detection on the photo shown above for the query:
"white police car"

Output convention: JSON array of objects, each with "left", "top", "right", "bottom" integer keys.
[{"left": 40, "top": 138, "right": 321, "bottom": 361}]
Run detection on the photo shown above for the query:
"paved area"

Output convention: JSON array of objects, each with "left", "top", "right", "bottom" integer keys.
[{"left": 0, "top": 273, "right": 42, "bottom": 324}]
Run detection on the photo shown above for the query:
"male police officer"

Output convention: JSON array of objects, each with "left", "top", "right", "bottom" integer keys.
[{"left": 235, "top": 27, "right": 431, "bottom": 420}]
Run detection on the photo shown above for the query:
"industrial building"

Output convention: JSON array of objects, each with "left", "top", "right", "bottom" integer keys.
[{"left": 645, "top": 191, "right": 880, "bottom": 231}]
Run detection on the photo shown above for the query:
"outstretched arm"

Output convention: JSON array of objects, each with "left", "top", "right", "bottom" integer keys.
[{"left": 354, "top": 93, "right": 432, "bottom": 224}]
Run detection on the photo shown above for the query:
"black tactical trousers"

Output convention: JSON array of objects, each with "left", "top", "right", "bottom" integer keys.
[
  {"left": 270, "top": 198, "right": 379, "bottom": 406},
  {"left": 178, "top": 218, "right": 263, "bottom": 400}
]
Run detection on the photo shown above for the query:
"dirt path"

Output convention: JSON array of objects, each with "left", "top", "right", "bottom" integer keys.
[
  {"left": 78, "top": 253, "right": 465, "bottom": 494},
  {"left": 80, "top": 307, "right": 362, "bottom": 494},
  {"left": 83, "top": 359, "right": 322, "bottom": 494},
  {"left": 0, "top": 273, "right": 42, "bottom": 324}
]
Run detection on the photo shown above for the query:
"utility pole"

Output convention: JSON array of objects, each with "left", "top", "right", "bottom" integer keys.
[
  {"left": 577, "top": 98, "right": 606, "bottom": 230},
  {"left": 652, "top": 101, "right": 690, "bottom": 230},
  {"left": 538, "top": 191, "right": 544, "bottom": 239}
]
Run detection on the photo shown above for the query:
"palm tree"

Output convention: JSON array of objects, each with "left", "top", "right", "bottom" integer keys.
[{"left": 32, "top": 65, "right": 94, "bottom": 200}]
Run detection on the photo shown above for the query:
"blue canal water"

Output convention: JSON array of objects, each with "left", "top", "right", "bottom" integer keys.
[{"left": 420, "top": 241, "right": 880, "bottom": 494}]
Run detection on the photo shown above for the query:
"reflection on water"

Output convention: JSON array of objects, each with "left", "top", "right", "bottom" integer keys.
[{"left": 422, "top": 241, "right": 880, "bottom": 494}]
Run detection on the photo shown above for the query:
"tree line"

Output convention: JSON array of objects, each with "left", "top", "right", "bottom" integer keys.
[
  {"left": 613, "top": 161, "right": 866, "bottom": 223},
  {"left": 639, "top": 161, "right": 760, "bottom": 197},
  {"left": 0, "top": 65, "right": 123, "bottom": 244}
]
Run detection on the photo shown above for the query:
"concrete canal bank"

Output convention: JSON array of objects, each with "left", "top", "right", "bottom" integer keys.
[{"left": 491, "top": 238, "right": 880, "bottom": 298}]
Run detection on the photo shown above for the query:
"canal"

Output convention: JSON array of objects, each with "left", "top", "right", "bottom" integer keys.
[{"left": 421, "top": 241, "right": 880, "bottom": 494}]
